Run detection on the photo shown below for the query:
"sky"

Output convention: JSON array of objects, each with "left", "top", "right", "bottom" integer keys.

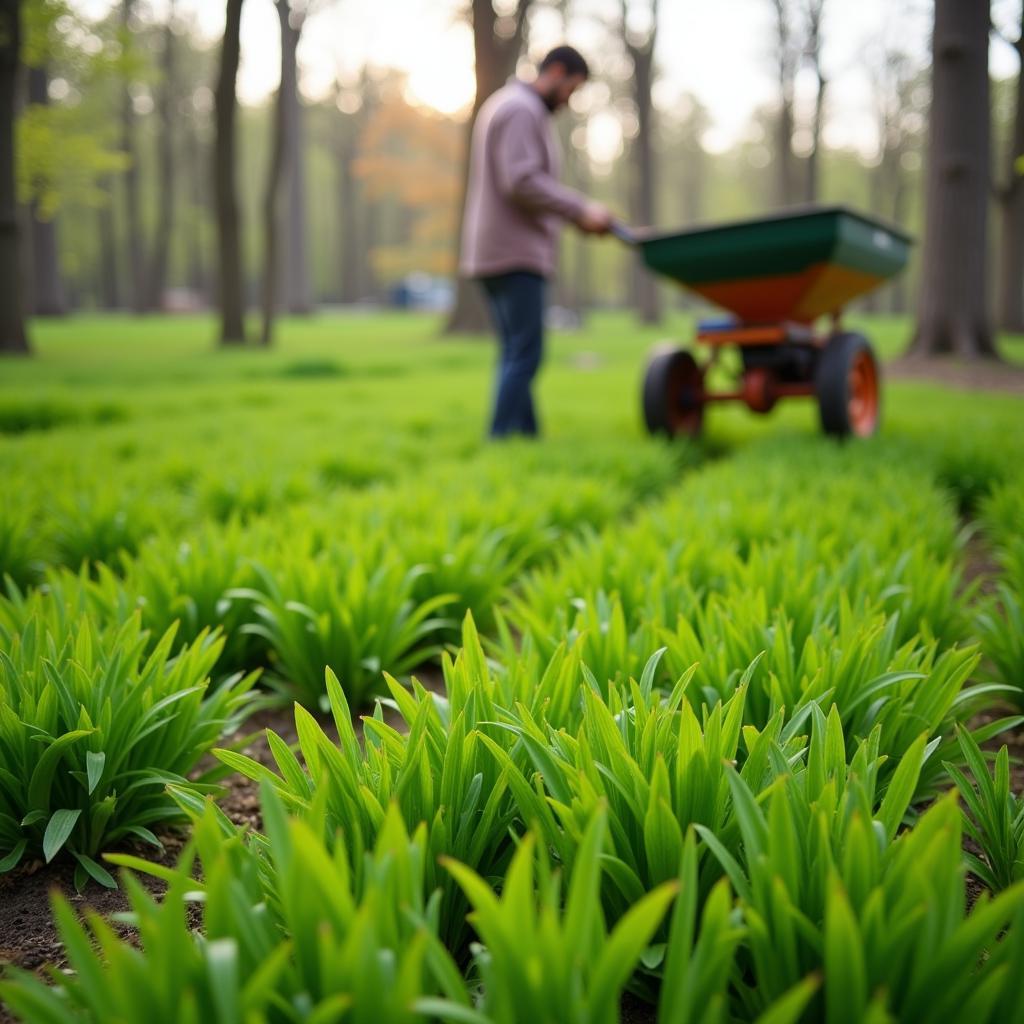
[{"left": 74, "top": 0, "right": 1023, "bottom": 162}]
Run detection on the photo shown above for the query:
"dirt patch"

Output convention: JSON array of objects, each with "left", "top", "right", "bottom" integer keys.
[
  {"left": 214, "top": 703, "right": 335, "bottom": 831},
  {"left": 970, "top": 711, "right": 1024, "bottom": 792},
  {"left": 960, "top": 522, "right": 1001, "bottom": 600},
  {"left": 888, "top": 355, "right": 1024, "bottom": 395},
  {"left": 0, "top": 830, "right": 191, "bottom": 1024},
  {"left": 620, "top": 993, "right": 657, "bottom": 1023},
  {"left": 0, "top": 669, "right": 449, "bottom": 1019},
  {"left": 216, "top": 667, "right": 446, "bottom": 830}
]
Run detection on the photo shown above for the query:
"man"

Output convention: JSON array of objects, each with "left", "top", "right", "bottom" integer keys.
[{"left": 460, "top": 45, "right": 613, "bottom": 438}]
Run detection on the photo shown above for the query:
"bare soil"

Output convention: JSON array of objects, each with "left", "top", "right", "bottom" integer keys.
[
  {"left": 0, "top": 667, "right": 447, "bottom": 1022},
  {"left": 961, "top": 528, "right": 1002, "bottom": 600},
  {"left": 887, "top": 355, "right": 1024, "bottom": 395},
  {"left": 0, "top": 831, "right": 192, "bottom": 1024}
]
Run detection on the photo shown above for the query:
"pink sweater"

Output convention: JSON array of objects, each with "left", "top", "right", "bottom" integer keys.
[{"left": 459, "top": 81, "right": 588, "bottom": 279}]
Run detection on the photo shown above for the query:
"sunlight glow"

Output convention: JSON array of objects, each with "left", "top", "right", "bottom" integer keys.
[{"left": 402, "top": 29, "right": 476, "bottom": 118}]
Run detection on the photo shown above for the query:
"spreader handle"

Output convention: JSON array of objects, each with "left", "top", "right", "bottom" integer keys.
[{"left": 610, "top": 222, "right": 639, "bottom": 246}]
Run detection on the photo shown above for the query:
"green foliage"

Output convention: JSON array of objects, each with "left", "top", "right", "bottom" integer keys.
[
  {"left": 3, "top": 315, "right": 1024, "bottom": 1021},
  {"left": 0, "top": 504, "right": 44, "bottom": 590},
  {"left": 509, "top": 440, "right": 972, "bottom": 687},
  {"left": 124, "top": 523, "right": 263, "bottom": 669},
  {"left": 228, "top": 554, "right": 454, "bottom": 709},
  {"left": 976, "top": 481, "right": 1024, "bottom": 704},
  {"left": 976, "top": 584, "right": 1024, "bottom": 708},
  {"left": 697, "top": 768, "right": 1008, "bottom": 1018},
  {"left": 51, "top": 488, "right": 156, "bottom": 570},
  {"left": 0, "top": 792, "right": 471, "bottom": 1022},
  {"left": 432, "top": 811, "right": 677, "bottom": 1024},
  {"left": 215, "top": 658, "right": 517, "bottom": 947},
  {"left": 0, "top": 598, "right": 254, "bottom": 884},
  {"left": 18, "top": 0, "right": 133, "bottom": 218},
  {"left": 945, "top": 729, "right": 1024, "bottom": 893},
  {"left": 17, "top": 102, "right": 129, "bottom": 217}
]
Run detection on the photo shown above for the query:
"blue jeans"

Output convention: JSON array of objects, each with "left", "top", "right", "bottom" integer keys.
[{"left": 480, "top": 271, "right": 546, "bottom": 438}]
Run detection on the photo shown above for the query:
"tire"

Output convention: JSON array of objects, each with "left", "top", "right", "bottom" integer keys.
[
  {"left": 815, "top": 332, "right": 881, "bottom": 438},
  {"left": 642, "top": 346, "right": 705, "bottom": 437}
]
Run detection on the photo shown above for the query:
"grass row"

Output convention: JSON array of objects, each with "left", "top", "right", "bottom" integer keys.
[{"left": 1, "top": 313, "right": 1023, "bottom": 1021}]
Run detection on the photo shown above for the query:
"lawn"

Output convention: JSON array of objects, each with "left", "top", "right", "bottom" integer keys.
[{"left": 1, "top": 311, "right": 1023, "bottom": 1023}]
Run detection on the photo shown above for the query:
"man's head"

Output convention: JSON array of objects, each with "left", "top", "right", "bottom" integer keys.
[{"left": 532, "top": 45, "right": 589, "bottom": 112}]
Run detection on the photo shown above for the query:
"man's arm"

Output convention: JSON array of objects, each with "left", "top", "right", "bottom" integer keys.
[{"left": 493, "top": 108, "right": 592, "bottom": 224}]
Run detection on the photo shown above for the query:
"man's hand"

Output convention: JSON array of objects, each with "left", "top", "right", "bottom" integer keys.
[{"left": 577, "top": 201, "right": 613, "bottom": 235}]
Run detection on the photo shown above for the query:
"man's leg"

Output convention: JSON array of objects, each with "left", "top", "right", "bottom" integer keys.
[
  {"left": 481, "top": 272, "right": 545, "bottom": 437},
  {"left": 480, "top": 277, "right": 518, "bottom": 436}
]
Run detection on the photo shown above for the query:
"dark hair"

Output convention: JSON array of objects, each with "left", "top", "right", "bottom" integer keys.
[{"left": 538, "top": 45, "right": 589, "bottom": 80}]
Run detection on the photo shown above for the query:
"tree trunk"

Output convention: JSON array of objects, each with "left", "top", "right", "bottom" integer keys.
[
  {"left": 260, "top": 0, "right": 297, "bottom": 346},
  {"left": 146, "top": 6, "right": 177, "bottom": 312},
  {"left": 121, "top": 0, "right": 145, "bottom": 313},
  {"left": 26, "top": 64, "right": 65, "bottom": 315},
  {"left": 0, "top": 0, "right": 28, "bottom": 354},
  {"left": 574, "top": 148, "right": 591, "bottom": 317},
  {"left": 337, "top": 132, "right": 360, "bottom": 302},
  {"left": 96, "top": 176, "right": 121, "bottom": 310},
  {"left": 911, "top": 0, "right": 995, "bottom": 358},
  {"left": 284, "top": 26, "right": 311, "bottom": 315},
  {"left": 888, "top": 160, "right": 908, "bottom": 314},
  {"left": 625, "top": 6, "right": 660, "bottom": 325},
  {"left": 214, "top": 0, "right": 246, "bottom": 344},
  {"left": 553, "top": 112, "right": 578, "bottom": 316},
  {"left": 771, "top": 0, "right": 797, "bottom": 207},
  {"left": 445, "top": 0, "right": 533, "bottom": 335},
  {"left": 361, "top": 199, "right": 379, "bottom": 299},
  {"left": 803, "top": 0, "right": 826, "bottom": 204},
  {"left": 804, "top": 83, "right": 825, "bottom": 203},
  {"left": 996, "top": 19, "right": 1024, "bottom": 333},
  {"left": 184, "top": 117, "right": 208, "bottom": 303}
]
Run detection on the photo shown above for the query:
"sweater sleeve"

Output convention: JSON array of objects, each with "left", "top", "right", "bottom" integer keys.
[{"left": 492, "top": 107, "right": 589, "bottom": 223}]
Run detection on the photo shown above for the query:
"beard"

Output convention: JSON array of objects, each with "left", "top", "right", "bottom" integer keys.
[{"left": 538, "top": 87, "right": 562, "bottom": 112}]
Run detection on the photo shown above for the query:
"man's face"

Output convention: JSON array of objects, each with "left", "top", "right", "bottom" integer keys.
[{"left": 539, "top": 69, "right": 586, "bottom": 112}]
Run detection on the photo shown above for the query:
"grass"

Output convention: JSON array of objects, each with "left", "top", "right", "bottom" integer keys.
[{"left": 2, "top": 310, "right": 1024, "bottom": 1021}]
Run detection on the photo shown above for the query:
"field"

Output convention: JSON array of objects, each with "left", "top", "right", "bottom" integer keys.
[{"left": 1, "top": 311, "right": 1024, "bottom": 1023}]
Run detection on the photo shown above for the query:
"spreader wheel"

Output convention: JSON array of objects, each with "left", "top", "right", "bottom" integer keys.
[
  {"left": 642, "top": 346, "right": 705, "bottom": 437},
  {"left": 815, "top": 332, "right": 880, "bottom": 438}
]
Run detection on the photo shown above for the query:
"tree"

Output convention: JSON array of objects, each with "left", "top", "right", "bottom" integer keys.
[
  {"left": 866, "top": 42, "right": 925, "bottom": 315},
  {"left": 183, "top": 95, "right": 208, "bottom": 304},
  {"left": 261, "top": 0, "right": 318, "bottom": 346},
  {"left": 18, "top": 2, "right": 129, "bottom": 313},
  {"left": 0, "top": 0, "right": 29, "bottom": 353},
  {"left": 214, "top": 0, "right": 246, "bottom": 345},
  {"left": 173, "top": 16, "right": 218, "bottom": 307},
  {"left": 333, "top": 82, "right": 362, "bottom": 303},
  {"left": 768, "top": 0, "right": 799, "bottom": 206},
  {"left": 667, "top": 93, "right": 710, "bottom": 225},
  {"left": 325, "top": 67, "right": 382, "bottom": 304},
  {"left": 802, "top": 0, "right": 827, "bottom": 203},
  {"left": 445, "top": 0, "right": 533, "bottom": 335},
  {"left": 353, "top": 94, "right": 461, "bottom": 281},
  {"left": 119, "top": 0, "right": 145, "bottom": 312},
  {"left": 283, "top": 12, "right": 310, "bottom": 315},
  {"left": 994, "top": 7, "right": 1024, "bottom": 333},
  {"left": 145, "top": 0, "right": 177, "bottom": 311},
  {"left": 261, "top": 0, "right": 295, "bottom": 345},
  {"left": 621, "top": 0, "right": 660, "bottom": 324},
  {"left": 765, "top": 0, "right": 828, "bottom": 206},
  {"left": 911, "top": 0, "right": 996, "bottom": 358},
  {"left": 96, "top": 175, "right": 120, "bottom": 308},
  {"left": 26, "top": 63, "right": 64, "bottom": 314}
]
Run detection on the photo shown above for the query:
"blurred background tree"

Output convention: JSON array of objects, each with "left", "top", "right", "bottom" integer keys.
[
  {"left": 0, "top": 0, "right": 1020, "bottom": 358},
  {"left": 912, "top": 0, "right": 995, "bottom": 357}
]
